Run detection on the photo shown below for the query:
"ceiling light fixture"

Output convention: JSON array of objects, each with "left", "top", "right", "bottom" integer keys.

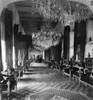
[{"left": 31, "top": 0, "right": 92, "bottom": 24}]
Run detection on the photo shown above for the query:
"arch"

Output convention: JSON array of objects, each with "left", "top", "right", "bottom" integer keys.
[
  {"left": 67, "top": 0, "right": 93, "bottom": 13},
  {"left": 0, "top": 0, "right": 24, "bottom": 15},
  {"left": 0, "top": 0, "right": 93, "bottom": 16}
]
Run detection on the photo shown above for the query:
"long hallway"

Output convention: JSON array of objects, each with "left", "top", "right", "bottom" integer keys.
[
  {"left": 2, "top": 63, "right": 93, "bottom": 100},
  {"left": 1, "top": 1, "right": 93, "bottom": 100}
]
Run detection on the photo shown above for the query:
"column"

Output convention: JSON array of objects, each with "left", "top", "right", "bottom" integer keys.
[
  {"left": 61, "top": 37, "right": 64, "bottom": 58},
  {"left": 69, "top": 31, "right": 74, "bottom": 59},
  {"left": 43, "top": 50, "right": 45, "bottom": 59},
  {"left": 14, "top": 24, "right": 19, "bottom": 67},
  {"left": 18, "top": 49, "right": 21, "bottom": 66},
  {"left": 0, "top": 16, "right": 2, "bottom": 100},
  {"left": 80, "top": 21, "right": 86, "bottom": 64},
  {"left": 63, "top": 26, "right": 70, "bottom": 63},
  {"left": 67, "top": 27, "right": 70, "bottom": 62},
  {"left": 0, "top": 18, "right": 2, "bottom": 72},
  {"left": 80, "top": 42, "right": 86, "bottom": 64},
  {"left": 12, "top": 3, "right": 20, "bottom": 68},
  {"left": 12, "top": 25, "right": 16, "bottom": 68},
  {"left": 1, "top": 12, "right": 7, "bottom": 71},
  {"left": 50, "top": 46, "right": 54, "bottom": 60},
  {"left": 74, "top": 22, "right": 78, "bottom": 61}
]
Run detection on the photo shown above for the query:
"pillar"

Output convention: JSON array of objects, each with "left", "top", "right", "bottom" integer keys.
[
  {"left": 69, "top": 31, "right": 74, "bottom": 59},
  {"left": 61, "top": 37, "right": 64, "bottom": 58},
  {"left": 12, "top": 24, "right": 19, "bottom": 68},
  {"left": 0, "top": 16, "right": 2, "bottom": 100},
  {"left": 0, "top": 18, "right": 2, "bottom": 72},
  {"left": 1, "top": 10, "right": 7, "bottom": 71},
  {"left": 80, "top": 42, "right": 86, "bottom": 64},
  {"left": 43, "top": 50, "right": 45, "bottom": 59},
  {"left": 74, "top": 21, "right": 86, "bottom": 64},
  {"left": 12, "top": 3, "right": 20, "bottom": 68},
  {"left": 50, "top": 46, "right": 55, "bottom": 60},
  {"left": 18, "top": 49, "right": 21, "bottom": 66},
  {"left": 12, "top": 26, "right": 16, "bottom": 68},
  {"left": 45, "top": 49, "right": 51, "bottom": 61},
  {"left": 14, "top": 24, "right": 19, "bottom": 66},
  {"left": 74, "top": 22, "right": 78, "bottom": 61},
  {"left": 63, "top": 26, "right": 70, "bottom": 63},
  {"left": 80, "top": 21, "right": 86, "bottom": 64},
  {"left": 5, "top": 9, "right": 13, "bottom": 68}
]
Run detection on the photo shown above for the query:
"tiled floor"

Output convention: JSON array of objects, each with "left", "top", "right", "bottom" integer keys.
[{"left": 2, "top": 63, "right": 93, "bottom": 100}]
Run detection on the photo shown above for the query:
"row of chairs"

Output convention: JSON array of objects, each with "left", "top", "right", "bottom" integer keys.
[
  {"left": 0, "top": 67, "right": 24, "bottom": 97},
  {"left": 47, "top": 60, "right": 93, "bottom": 88}
]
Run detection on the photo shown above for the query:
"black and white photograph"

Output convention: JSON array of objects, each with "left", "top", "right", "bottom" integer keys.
[{"left": 0, "top": 0, "right": 93, "bottom": 100}]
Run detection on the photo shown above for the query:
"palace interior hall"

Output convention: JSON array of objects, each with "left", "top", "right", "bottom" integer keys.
[{"left": 1, "top": 0, "right": 93, "bottom": 100}]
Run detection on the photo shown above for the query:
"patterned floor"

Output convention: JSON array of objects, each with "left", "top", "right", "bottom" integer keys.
[
  {"left": 2, "top": 63, "right": 93, "bottom": 100},
  {"left": 29, "top": 89, "right": 88, "bottom": 100}
]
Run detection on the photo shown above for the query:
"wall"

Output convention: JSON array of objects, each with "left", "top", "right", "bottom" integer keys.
[
  {"left": 45, "top": 49, "right": 51, "bottom": 61},
  {"left": 85, "top": 19, "right": 93, "bottom": 58},
  {"left": 45, "top": 41, "right": 61, "bottom": 61}
]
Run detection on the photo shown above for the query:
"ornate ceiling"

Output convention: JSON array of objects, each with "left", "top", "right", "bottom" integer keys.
[
  {"left": 1, "top": 0, "right": 93, "bottom": 50},
  {"left": 1, "top": 0, "right": 93, "bottom": 14}
]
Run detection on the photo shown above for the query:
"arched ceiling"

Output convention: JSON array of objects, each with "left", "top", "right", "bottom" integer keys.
[
  {"left": 4, "top": 0, "right": 92, "bottom": 33},
  {"left": 1, "top": 0, "right": 93, "bottom": 50},
  {"left": 0, "top": 0, "right": 92, "bottom": 17},
  {"left": 0, "top": 0, "right": 93, "bottom": 15},
  {"left": 15, "top": 1, "right": 43, "bottom": 33}
]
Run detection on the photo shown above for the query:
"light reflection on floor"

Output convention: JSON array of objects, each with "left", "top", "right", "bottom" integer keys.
[{"left": 2, "top": 63, "right": 93, "bottom": 100}]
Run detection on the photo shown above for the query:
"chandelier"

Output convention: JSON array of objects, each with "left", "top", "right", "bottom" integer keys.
[
  {"left": 31, "top": 0, "right": 92, "bottom": 23},
  {"left": 30, "top": 0, "right": 92, "bottom": 49},
  {"left": 32, "top": 29, "right": 62, "bottom": 49}
]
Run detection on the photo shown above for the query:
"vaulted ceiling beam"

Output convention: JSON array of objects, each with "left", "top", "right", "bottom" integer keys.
[
  {"left": 18, "top": 12, "right": 42, "bottom": 18},
  {"left": 16, "top": 7, "right": 34, "bottom": 13}
]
